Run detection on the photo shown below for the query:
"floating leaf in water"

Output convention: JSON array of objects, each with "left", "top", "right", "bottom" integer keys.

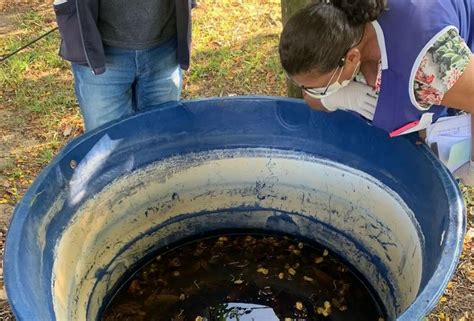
[
  {"left": 303, "top": 276, "right": 314, "bottom": 282},
  {"left": 127, "top": 279, "right": 142, "bottom": 296},
  {"left": 317, "top": 301, "right": 332, "bottom": 317},
  {"left": 257, "top": 267, "right": 269, "bottom": 275},
  {"left": 323, "top": 249, "right": 329, "bottom": 257},
  {"left": 317, "top": 307, "right": 325, "bottom": 316},
  {"left": 315, "top": 257, "right": 324, "bottom": 264},
  {"left": 169, "top": 257, "right": 181, "bottom": 267},
  {"left": 288, "top": 267, "right": 297, "bottom": 276},
  {"left": 278, "top": 272, "right": 285, "bottom": 280},
  {"left": 295, "top": 301, "right": 304, "bottom": 310}
]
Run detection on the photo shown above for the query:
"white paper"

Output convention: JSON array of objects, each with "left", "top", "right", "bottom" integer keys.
[
  {"left": 426, "top": 114, "right": 471, "bottom": 143},
  {"left": 447, "top": 139, "right": 471, "bottom": 172},
  {"left": 425, "top": 114, "right": 472, "bottom": 172}
]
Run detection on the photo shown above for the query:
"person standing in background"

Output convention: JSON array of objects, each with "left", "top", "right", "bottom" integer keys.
[{"left": 53, "top": 0, "right": 195, "bottom": 131}]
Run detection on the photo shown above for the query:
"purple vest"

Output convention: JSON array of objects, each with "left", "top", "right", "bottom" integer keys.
[{"left": 372, "top": 0, "right": 473, "bottom": 135}]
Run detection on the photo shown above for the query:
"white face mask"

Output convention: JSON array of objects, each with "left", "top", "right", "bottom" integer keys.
[{"left": 305, "top": 61, "right": 361, "bottom": 99}]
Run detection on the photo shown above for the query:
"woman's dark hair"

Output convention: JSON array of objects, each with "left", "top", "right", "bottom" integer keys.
[{"left": 279, "top": 0, "right": 387, "bottom": 76}]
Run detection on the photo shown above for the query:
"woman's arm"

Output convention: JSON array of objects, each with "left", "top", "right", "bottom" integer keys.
[
  {"left": 412, "top": 28, "right": 472, "bottom": 111},
  {"left": 441, "top": 55, "right": 474, "bottom": 113}
]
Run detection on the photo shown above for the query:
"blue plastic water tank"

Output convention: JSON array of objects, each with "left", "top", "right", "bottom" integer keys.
[{"left": 4, "top": 97, "right": 465, "bottom": 321}]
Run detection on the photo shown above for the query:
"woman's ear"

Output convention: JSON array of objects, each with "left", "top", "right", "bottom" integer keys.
[{"left": 345, "top": 47, "right": 361, "bottom": 66}]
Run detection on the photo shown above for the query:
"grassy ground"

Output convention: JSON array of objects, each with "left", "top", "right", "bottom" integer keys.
[{"left": 0, "top": 0, "right": 473, "bottom": 320}]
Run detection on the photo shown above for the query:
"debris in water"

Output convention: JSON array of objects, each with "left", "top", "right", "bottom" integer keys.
[
  {"left": 295, "top": 301, "right": 304, "bottom": 310},
  {"left": 303, "top": 276, "right": 314, "bottom": 283},
  {"left": 257, "top": 267, "right": 269, "bottom": 275},
  {"left": 288, "top": 267, "right": 297, "bottom": 276},
  {"left": 315, "top": 256, "right": 324, "bottom": 264},
  {"left": 103, "top": 234, "right": 386, "bottom": 321}
]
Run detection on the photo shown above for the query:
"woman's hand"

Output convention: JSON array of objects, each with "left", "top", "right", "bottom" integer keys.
[
  {"left": 320, "top": 81, "right": 378, "bottom": 120},
  {"left": 441, "top": 54, "right": 474, "bottom": 113}
]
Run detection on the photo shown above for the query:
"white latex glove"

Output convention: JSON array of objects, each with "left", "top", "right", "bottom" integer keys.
[{"left": 320, "top": 81, "right": 378, "bottom": 120}]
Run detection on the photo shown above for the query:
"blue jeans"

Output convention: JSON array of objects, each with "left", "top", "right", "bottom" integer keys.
[{"left": 72, "top": 38, "right": 182, "bottom": 131}]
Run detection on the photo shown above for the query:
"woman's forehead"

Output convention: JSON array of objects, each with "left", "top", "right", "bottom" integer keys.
[{"left": 292, "top": 69, "right": 333, "bottom": 85}]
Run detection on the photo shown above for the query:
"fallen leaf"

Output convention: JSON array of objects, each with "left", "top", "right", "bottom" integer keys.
[{"left": 63, "top": 126, "right": 73, "bottom": 137}]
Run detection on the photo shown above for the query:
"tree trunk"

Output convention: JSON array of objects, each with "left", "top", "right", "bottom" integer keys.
[{"left": 281, "top": 0, "right": 312, "bottom": 98}]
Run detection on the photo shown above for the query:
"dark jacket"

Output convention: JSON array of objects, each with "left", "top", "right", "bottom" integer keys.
[{"left": 53, "top": 0, "right": 194, "bottom": 75}]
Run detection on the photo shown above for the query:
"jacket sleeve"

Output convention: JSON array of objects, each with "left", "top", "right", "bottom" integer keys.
[
  {"left": 53, "top": 0, "right": 88, "bottom": 64},
  {"left": 176, "top": 0, "right": 193, "bottom": 70}
]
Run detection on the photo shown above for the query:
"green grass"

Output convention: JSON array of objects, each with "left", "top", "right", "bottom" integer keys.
[
  {"left": 0, "top": 10, "right": 74, "bottom": 115},
  {"left": 37, "top": 147, "right": 55, "bottom": 164},
  {"left": 0, "top": 8, "right": 81, "bottom": 210},
  {"left": 183, "top": 0, "right": 286, "bottom": 97}
]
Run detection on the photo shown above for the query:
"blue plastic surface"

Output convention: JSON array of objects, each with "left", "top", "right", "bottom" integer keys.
[{"left": 4, "top": 97, "right": 465, "bottom": 321}]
